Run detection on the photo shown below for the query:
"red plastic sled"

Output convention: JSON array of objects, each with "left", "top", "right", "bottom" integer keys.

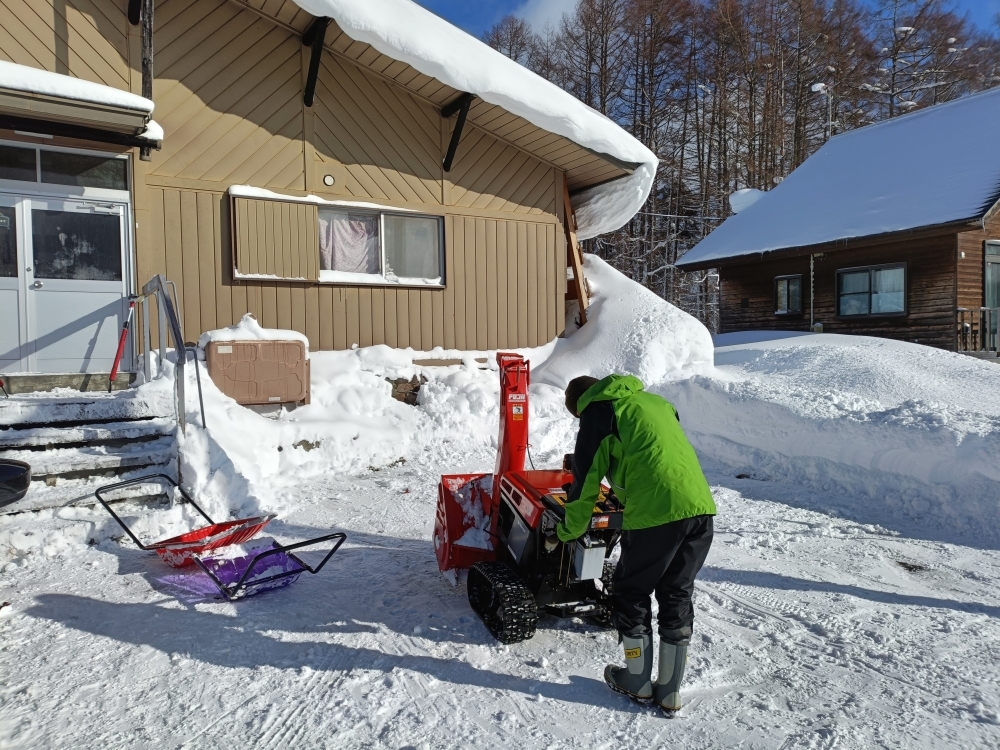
[{"left": 95, "top": 474, "right": 274, "bottom": 567}]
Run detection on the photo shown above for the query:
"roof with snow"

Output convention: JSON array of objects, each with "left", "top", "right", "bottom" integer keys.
[
  {"left": 290, "top": 0, "right": 657, "bottom": 239},
  {"left": 677, "top": 88, "right": 1000, "bottom": 269}
]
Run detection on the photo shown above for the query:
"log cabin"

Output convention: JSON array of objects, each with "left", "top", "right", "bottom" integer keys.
[
  {"left": 0, "top": 0, "right": 655, "bottom": 380},
  {"left": 676, "top": 88, "right": 1000, "bottom": 353}
]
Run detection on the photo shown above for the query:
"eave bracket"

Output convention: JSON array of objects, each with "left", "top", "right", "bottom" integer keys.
[
  {"left": 441, "top": 92, "right": 474, "bottom": 173},
  {"left": 303, "top": 17, "right": 330, "bottom": 108}
]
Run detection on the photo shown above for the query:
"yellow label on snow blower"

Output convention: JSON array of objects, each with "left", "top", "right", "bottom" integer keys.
[{"left": 624, "top": 648, "right": 641, "bottom": 659}]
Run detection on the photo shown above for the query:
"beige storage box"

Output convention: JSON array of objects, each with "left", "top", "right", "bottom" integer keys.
[{"left": 205, "top": 340, "right": 310, "bottom": 406}]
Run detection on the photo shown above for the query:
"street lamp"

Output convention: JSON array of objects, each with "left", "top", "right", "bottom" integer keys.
[{"left": 811, "top": 82, "right": 833, "bottom": 141}]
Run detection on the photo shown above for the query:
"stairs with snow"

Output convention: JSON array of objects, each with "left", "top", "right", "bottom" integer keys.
[{"left": 0, "top": 389, "right": 178, "bottom": 514}]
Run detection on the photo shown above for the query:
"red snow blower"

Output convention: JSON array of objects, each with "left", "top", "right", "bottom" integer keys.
[{"left": 434, "top": 353, "right": 624, "bottom": 643}]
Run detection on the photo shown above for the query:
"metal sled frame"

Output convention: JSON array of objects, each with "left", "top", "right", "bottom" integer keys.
[
  {"left": 94, "top": 474, "right": 276, "bottom": 565},
  {"left": 193, "top": 532, "right": 347, "bottom": 601}
]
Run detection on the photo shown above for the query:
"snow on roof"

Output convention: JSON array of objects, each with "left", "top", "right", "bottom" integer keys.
[
  {"left": 290, "top": 0, "right": 657, "bottom": 240},
  {"left": 678, "top": 88, "right": 1000, "bottom": 268},
  {"left": 0, "top": 60, "right": 154, "bottom": 114}
]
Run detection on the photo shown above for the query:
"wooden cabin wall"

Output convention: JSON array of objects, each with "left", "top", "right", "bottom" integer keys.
[
  {"left": 955, "top": 214, "right": 1000, "bottom": 311},
  {"left": 0, "top": 0, "right": 568, "bottom": 351},
  {"left": 127, "top": 0, "right": 566, "bottom": 352},
  {"left": 719, "top": 233, "right": 958, "bottom": 350}
]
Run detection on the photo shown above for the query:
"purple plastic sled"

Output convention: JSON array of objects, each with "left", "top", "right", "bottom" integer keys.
[{"left": 193, "top": 532, "right": 347, "bottom": 601}]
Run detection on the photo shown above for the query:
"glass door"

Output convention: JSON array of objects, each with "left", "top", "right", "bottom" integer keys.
[
  {"left": 24, "top": 198, "right": 128, "bottom": 373},
  {"left": 0, "top": 195, "right": 26, "bottom": 371},
  {"left": 987, "top": 243, "right": 1000, "bottom": 351}
]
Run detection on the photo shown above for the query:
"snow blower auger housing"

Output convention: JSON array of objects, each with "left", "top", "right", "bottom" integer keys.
[{"left": 434, "top": 353, "right": 624, "bottom": 644}]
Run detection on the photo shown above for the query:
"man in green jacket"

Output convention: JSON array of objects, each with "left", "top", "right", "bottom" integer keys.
[{"left": 552, "top": 374, "right": 716, "bottom": 712}]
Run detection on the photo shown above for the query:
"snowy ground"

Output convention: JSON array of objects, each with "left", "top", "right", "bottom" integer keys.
[{"left": 3, "top": 258, "right": 1000, "bottom": 748}]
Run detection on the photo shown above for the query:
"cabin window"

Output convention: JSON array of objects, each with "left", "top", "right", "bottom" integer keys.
[
  {"left": 836, "top": 264, "right": 906, "bottom": 317},
  {"left": 318, "top": 207, "right": 443, "bottom": 285},
  {"left": 774, "top": 275, "right": 802, "bottom": 315}
]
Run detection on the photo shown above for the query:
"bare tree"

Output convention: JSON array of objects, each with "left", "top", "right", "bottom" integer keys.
[{"left": 483, "top": 15, "right": 536, "bottom": 65}]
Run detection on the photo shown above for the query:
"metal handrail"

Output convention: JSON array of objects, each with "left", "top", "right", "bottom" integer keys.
[
  {"left": 140, "top": 274, "right": 207, "bottom": 431},
  {"left": 957, "top": 307, "right": 1000, "bottom": 353}
]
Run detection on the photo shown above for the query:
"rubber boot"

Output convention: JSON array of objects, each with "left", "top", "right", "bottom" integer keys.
[
  {"left": 654, "top": 627, "right": 690, "bottom": 712},
  {"left": 604, "top": 632, "right": 653, "bottom": 702}
]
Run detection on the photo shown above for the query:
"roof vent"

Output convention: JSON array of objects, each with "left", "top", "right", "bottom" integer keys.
[{"left": 729, "top": 188, "right": 765, "bottom": 214}]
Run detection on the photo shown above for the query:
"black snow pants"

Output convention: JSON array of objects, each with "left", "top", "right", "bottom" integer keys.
[{"left": 610, "top": 514, "right": 714, "bottom": 638}]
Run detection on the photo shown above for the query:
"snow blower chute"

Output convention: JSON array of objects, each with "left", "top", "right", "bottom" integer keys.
[{"left": 434, "top": 353, "right": 624, "bottom": 644}]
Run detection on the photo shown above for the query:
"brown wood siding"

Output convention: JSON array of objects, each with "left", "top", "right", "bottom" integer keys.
[
  {"left": 149, "top": 0, "right": 305, "bottom": 190},
  {"left": 5, "top": 0, "right": 572, "bottom": 353},
  {"left": 955, "top": 214, "right": 1000, "bottom": 310},
  {"left": 719, "top": 233, "right": 958, "bottom": 350},
  {"left": 144, "top": 186, "right": 563, "bottom": 351},
  {"left": 313, "top": 52, "right": 442, "bottom": 204},
  {"left": 0, "top": 0, "right": 130, "bottom": 90},
  {"left": 234, "top": 0, "right": 630, "bottom": 192},
  {"left": 232, "top": 197, "right": 319, "bottom": 281}
]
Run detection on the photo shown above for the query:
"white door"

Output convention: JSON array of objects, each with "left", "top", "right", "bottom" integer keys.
[
  {"left": 0, "top": 195, "right": 26, "bottom": 371},
  {"left": 24, "top": 198, "right": 128, "bottom": 373}
]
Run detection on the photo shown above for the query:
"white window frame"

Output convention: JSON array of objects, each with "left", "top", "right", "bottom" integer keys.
[{"left": 318, "top": 206, "right": 445, "bottom": 288}]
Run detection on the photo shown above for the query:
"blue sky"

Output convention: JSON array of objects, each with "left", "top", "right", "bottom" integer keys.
[{"left": 417, "top": 0, "right": 998, "bottom": 38}]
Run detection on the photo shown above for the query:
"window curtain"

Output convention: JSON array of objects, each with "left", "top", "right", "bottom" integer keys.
[
  {"left": 871, "top": 267, "right": 904, "bottom": 314},
  {"left": 319, "top": 209, "right": 379, "bottom": 274}
]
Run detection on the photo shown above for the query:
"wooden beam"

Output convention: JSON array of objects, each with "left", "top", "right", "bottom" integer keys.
[
  {"left": 139, "top": 0, "right": 154, "bottom": 161},
  {"left": 563, "top": 176, "right": 589, "bottom": 324},
  {"left": 303, "top": 17, "right": 329, "bottom": 108},
  {"left": 441, "top": 93, "right": 473, "bottom": 173}
]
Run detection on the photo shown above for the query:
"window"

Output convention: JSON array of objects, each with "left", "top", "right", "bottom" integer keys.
[
  {"left": 231, "top": 193, "right": 445, "bottom": 287},
  {"left": 40, "top": 151, "right": 127, "bottom": 190},
  {"left": 0, "top": 144, "right": 36, "bottom": 182},
  {"left": 774, "top": 275, "right": 802, "bottom": 315},
  {"left": 0, "top": 142, "right": 128, "bottom": 190},
  {"left": 318, "top": 207, "right": 443, "bottom": 285},
  {"left": 837, "top": 264, "right": 906, "bottom": 317}
]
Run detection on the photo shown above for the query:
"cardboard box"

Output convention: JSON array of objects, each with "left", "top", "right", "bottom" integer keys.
[{"left": 204, "top": 340, "right": 309, "bottom": 406}]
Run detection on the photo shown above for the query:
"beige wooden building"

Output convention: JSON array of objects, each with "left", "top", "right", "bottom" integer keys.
[{"left": 0, "top": 0, "right": 654, "bottom": 375}]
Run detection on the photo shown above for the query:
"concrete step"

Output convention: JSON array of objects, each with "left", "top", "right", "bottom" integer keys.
[
  {"left": 0, "top": 436, "right": 177, "bottom": 478},
  {"left": 0, "top": 389, "right": 170, "bottom": 427},
  {"left": 3, "top": 473, "right": 176, "bottom": 514},
  {"left": 0, "top": 418, "right": 175, "bottom": 449}
]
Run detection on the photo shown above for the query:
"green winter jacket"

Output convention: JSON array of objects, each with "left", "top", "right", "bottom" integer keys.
[{"left": 556, "top": 374, "right": 716, "bottom": 542}]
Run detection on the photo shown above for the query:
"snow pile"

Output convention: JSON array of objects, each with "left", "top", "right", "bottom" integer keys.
[
  {"left": 289, "top": 0, "right": 656, "bottom": 239},
  {"left": 661, "top": 332, "right": 1000, "bottom": 545},
  {"left": 533, "top": 255, "right": 715, "bottom": 388},
  {"left": 197, "top": 313, "right": 308, "bottom": 349}
]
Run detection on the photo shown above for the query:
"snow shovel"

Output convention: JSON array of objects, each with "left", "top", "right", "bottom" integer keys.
[
  {"left": 192, "top": 532, "right": 347, "bottom": 601},
  {"left": 94, "top": 473, "right": 275, "bottom": 567}
]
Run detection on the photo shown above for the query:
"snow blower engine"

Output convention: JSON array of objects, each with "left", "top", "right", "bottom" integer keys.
[{"left": 434, "top": 353, "right": 623, "bottom": 643}]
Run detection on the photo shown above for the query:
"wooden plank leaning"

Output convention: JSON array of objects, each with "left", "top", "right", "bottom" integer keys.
[{"left": 562, "top": 177, "right": 589, "bottom": 324}]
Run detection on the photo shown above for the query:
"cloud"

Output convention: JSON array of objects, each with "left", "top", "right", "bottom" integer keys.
[{"left": 515, "top": 0, "right": 577, "bottom": 31}]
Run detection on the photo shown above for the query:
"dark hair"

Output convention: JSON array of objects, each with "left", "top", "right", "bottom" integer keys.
[{"left": 564, "top": 376, "right": 600, "bottom": 416}]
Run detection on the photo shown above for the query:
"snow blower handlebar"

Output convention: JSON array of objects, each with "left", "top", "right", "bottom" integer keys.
[{"left": 94, "top": 473, "right": 214, "bottom": 550}]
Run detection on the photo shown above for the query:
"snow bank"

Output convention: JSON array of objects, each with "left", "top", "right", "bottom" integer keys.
[
  {"left": 532, "top": 255, "right": 714, "bottom": 388},
  {"left": 661, "top": 333, "right": 1000, "bottom": 545},
  {"left": 289, "top": 0, "right": 656, "bottom": 239},
  {"left": 197, "top": 313, "right": 309, "bottom": 349}
]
